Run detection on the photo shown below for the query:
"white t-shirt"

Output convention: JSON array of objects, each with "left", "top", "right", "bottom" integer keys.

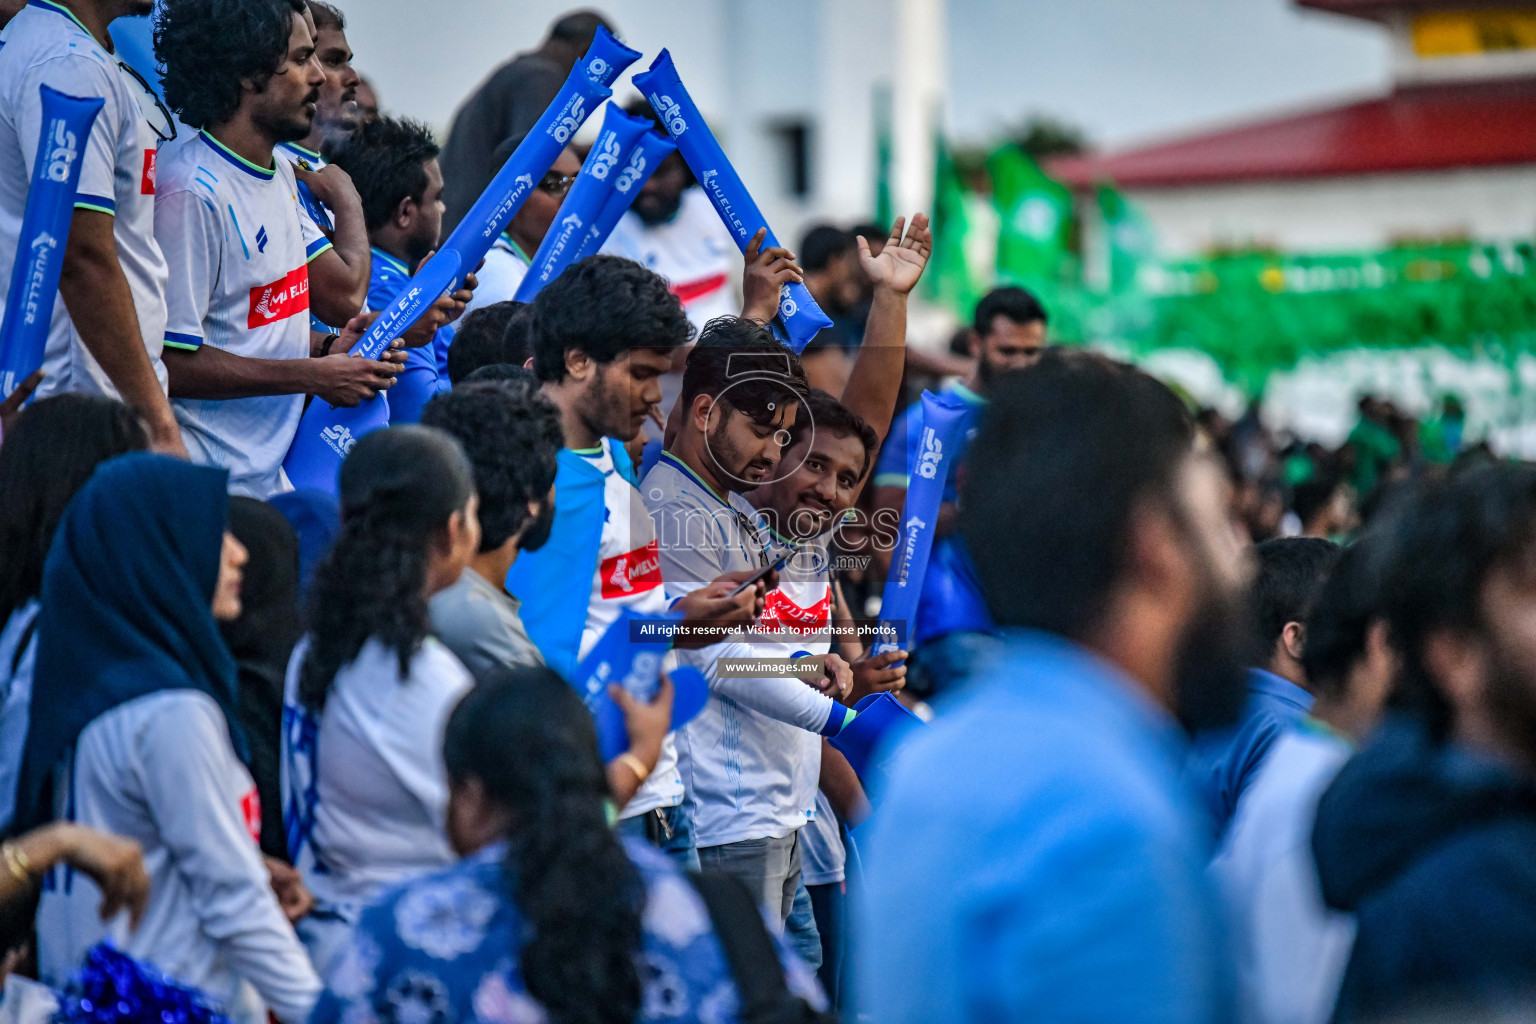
[
  {"left": 156, "top": 130, "right": 332, "bottom": 497},
  {"left": 1210, "top": 726, "right": 1356, "bottom": 1024},
  {"left": 459, "top": 234, "right": 528, "bottom": 320},
  {"left": 35, "top": 690, "right": 320, "bottom": 1024},
  {"left": 0, "top": 1, "right": 168, "bottom": 400},
  {"left": 281, "top": 636, "right": 472, "bottom": 918},
  {"left": 642, "top": 452, "right": 842, "bottom": 848},
  {"left": 578, "top": 439, "right": 684, "bottom": 820},
  {"left": 0, "top": 601, "right": 39, "bottom": 835},
  {"left": 603, "top": 187, "right": 739, "bottom": 333}
]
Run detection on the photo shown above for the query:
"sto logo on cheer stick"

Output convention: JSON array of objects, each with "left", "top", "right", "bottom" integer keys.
[
  {"left": 570, "top": 129, "right": 676, "bottom": 263},
  {"left": 282, "top": 27, "right": 641, "bottom": 493},
  {"left": 0, "top": 86, "right": 106, "bottom": 399},
  {"left": 631, "top": 51, "right": 832, "bottom": 352},
  {"left": 514, "top": 104, "right": 653, "bottom": 302},
  {"left": 870, "top": 391, "right": 971, "bottom": 657}
]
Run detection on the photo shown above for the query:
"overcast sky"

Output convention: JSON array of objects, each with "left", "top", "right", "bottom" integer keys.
[{"left": 350, "top": 0, "right": 1393, "bottom": 152}]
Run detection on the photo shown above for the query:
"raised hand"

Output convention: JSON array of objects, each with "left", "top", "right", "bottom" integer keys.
[
  {"left": 859, "top": 213, "right": 932, "bottom": 296},
  {"left": 741, "top": 227, "right": 803, "bottom": 323}
]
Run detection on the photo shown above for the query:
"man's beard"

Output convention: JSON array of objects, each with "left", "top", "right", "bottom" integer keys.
[
  {"left": 975, "top": 353, "right": 1007, "bottom": 391},
  {"left": 520, "top": 500, "right": 556, "bottom": 553},
  {"left": 634, "top": 190, "right": 682, "bottom": 227},
  {"left": 707, "top": 418, "right": 770, "bottom": 491},
  {"left": 1170, "top": 584, "right": 1251, "bottom": 735},
  {"left": 259, "top": 103, "right": 315, "bottom": 146}
]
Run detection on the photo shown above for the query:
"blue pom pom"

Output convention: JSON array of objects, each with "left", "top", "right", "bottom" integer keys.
[{"left": 52, "top": 944, "right": 234, "bottom": 1024}]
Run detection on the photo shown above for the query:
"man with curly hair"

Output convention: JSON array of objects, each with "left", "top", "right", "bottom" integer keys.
[
  {"left": 421, "top": 381, "right": 559, "bottom": 678},
  {"left": 0, "top": 0, "right": 186, "bottom": 456},
  {"left": 152, "top": 0, "right": 385, "bottom": 496}
]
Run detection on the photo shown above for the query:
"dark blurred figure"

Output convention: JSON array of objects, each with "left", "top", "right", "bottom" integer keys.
[
  {"left": 438, "top": 11, "right": 612, "bottom": 235},
  {"left": 1314, "top": 465, "right": 1536, "bottom": 1022},
  {"left": 859, "top": 349, "right": 1249, "bottom": 1022},
  {"left": 221, "top": 497, "right": 303, "bottom": 862}
]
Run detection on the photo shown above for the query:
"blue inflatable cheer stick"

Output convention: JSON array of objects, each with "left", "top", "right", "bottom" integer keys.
[
  {"left": 570, "top": 608, "right": 708, "bottom": 761},
  {"left": 514, "top": 104, "right": 652, "bottom": 302},
  {"left": 870, "top": 391, "right": 970, "bottom": 656},
  {"left": 0, "top": 86, "right": 105, "bottom": 399},
  {"left": 281, "top": 28, "right": 640, "bottom": 493},
  {"left": 572, "top": 129, "right": 677, "bottom": 263},
  {"left": 631, "top": 51, "right": 832, "bottom": 352}
]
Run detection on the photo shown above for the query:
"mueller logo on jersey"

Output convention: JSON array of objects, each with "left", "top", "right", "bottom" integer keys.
[
  {"left": 247, "top": 266, "right": 310, "bottom": 328},
  {"left": 601, "top": 540, "right": 663, "bottom": 599},
  {"left": 140, "top": 149, "right": 156, "bottom": 195},
  {"left": 762, "top": 588, "right": 831, "bottom": 633}
]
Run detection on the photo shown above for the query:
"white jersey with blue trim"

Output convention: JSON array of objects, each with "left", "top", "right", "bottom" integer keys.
[
  {"left": 643, "top": 452, "right": 845, "bottom": 848},
  {"left": 578, "top": 438, "right": 685, "bottom": 819},
  {"left": 0, "top": 0, "right": 168, "bottom": 400},
  {"left": 156, "top": 131, "right": 333, "bottom": 497}
]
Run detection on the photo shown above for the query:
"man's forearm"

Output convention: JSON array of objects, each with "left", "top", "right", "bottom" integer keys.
[
  {"left": 308, "top": 193, "right": 370, "bottom": 326},
  {"left": 164, "top": 345, "right": 318, "bottom": 400},
  {"left": 59, "top": 222, "right": 181, "bottom": 445},
  {"left": 842, "top": 286, "right": 908, "bottom": 449}
]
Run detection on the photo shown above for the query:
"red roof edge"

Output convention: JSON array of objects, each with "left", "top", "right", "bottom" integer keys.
[{"left": 1047, "top": 79, "right": 1536, "bottom": 189}]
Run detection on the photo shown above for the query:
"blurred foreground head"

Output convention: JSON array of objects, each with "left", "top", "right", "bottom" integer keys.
[
  {"left": 962, "top": 348, "right": 1252, "bottom": 731},
  {"left": 1384, "top": 464, "right": 1536, "bottom": 762}
]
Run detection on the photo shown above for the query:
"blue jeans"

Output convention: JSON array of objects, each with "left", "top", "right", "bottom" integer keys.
[
  {"left": 614, "top": 801, "right": 700, "bottom": 871},
  {"left": 785, "top": 879, "right": 822, "bottom": 973}
]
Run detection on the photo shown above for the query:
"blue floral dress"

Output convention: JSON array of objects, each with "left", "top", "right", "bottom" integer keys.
[{"left": 308, "top": 838, "right": 825, "bottom": 1024}]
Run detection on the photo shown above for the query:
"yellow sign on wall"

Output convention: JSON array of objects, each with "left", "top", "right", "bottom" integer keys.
[{"left": 1412, "top": 8, "right": 1536, "bottom": 57}]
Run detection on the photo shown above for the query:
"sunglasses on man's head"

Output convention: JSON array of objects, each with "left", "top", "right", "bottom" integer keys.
[{"left": 538, "top": 171, "right": 575, "bottom": 197}]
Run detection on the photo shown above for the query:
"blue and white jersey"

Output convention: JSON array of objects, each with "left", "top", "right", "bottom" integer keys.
[
  {"left": 643, "top": 452, "right": 844, "bottom": 849},
  {"left": 156, "top": 131, "right": 333, "bottom": 497},
  {"left": 0, "top": 0, "right": 169, "bottom": 400},
  {"left": 367, "top": 248, "right": 447, "bottom": 424}
]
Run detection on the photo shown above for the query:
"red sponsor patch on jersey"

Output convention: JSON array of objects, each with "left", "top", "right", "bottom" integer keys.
[
  {"left": 600, "top": 540, "right": 663, "bottom": 599},
  {"left": 140, "top": 149, "right": 156, "bottom": 195},
  {"left": 670, "top": 271, "right": 728, "bottom": 305},
  {"left": 762, "top": 587, "right": 831, "bottom": 631},
  {"left": 247, "top": 266, "right": 310, "bottom": 329},
  {"left": 240, "top": 788, "right": 262, "bottom": 845}
]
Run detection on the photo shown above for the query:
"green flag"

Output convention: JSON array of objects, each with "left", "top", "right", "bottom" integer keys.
[
  {"left": 873, "top": 84, "right": 893, "bottom": 231},
  {"left": 923, "top": 132, "right": 985, "bottom": 315},
  {"left": 1097, "top": 183, "right": 1154, "bottom": 294},
  {"left": 988, "top": 145, "right": 1072, "bottom": 288}
]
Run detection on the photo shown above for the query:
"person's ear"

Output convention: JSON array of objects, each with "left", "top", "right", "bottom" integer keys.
[
  {"left": 564, "top": 347, "right": 593, "bottom": 382},
  {"left": 1281, "top": 621, "right": 1306, "bottom": 663},
  {"left": 690, "top": 392, "right": 716, "bottom": 434},
  {"left": 392, "top": 195, "right": 415, "bottom": 232}
]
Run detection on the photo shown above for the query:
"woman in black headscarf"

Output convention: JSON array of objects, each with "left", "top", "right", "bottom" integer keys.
[{"left": 16, "top": 454, "right": 320, "bottom": 1024}]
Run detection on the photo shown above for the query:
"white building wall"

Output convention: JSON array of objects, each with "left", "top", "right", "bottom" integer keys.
[{"left": 1125, "top": 164, "right": 1536, "bottom": 258}]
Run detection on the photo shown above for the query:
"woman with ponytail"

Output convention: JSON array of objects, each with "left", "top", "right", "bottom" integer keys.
[
  {"left": 310, "top": 665, "right": 828, "bottom": 1024},
  {"left": 281, "top": 425, "right": 481, "bottom": 975}
]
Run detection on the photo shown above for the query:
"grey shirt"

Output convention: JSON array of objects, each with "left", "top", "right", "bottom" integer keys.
[{"left": 429, "top": 567, "right": 544, "bottom": 679}]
